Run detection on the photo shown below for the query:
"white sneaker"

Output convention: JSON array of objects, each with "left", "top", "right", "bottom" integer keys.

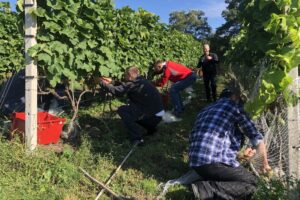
[{"left": 162, "top": 111, "right": 182, "bottom": 123}]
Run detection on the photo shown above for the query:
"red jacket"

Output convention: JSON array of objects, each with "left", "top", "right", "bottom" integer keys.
[{"left": 156, "top": 61, "right": 192, "bottom": 87}]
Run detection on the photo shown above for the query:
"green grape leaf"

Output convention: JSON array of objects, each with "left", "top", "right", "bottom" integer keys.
[{"left": 38, "top": 53, "right": 52, "bottom": 64}]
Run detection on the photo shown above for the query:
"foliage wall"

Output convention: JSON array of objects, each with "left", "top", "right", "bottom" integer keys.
[
  {"left": 225, "top": 0, "right": 300, "bottom": 117},
  {"left": 10, "top": 0, "right": 201, "bottom": 89},
  {"left": 0, "top": 2, "right": 23, "bottom": 79}
]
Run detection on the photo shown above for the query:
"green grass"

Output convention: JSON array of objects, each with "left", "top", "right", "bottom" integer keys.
[
  {"left": 0, "top": 82, "right": 205, "bottom": 200},
  {"left": 0, "top": 79, "right": 298, "bottom": 200}
]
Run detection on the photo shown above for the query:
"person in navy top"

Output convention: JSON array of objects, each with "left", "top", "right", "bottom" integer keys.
[
  {"left": 99, "top": 66, "right": 164, "bottom": 145},
  {"left": 189, "top": 87, "right": 271, "bottom": 200},
  {"left": 197, "top": 44, "right": 219, "bottom": 102}
]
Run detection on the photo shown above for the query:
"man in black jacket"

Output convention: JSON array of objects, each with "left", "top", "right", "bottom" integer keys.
[
  {"left": 197, "top": 44, "right": 219, "bottom": 102},
  {"left": 99, "top": 66, "right": 164, "bottom": 145}
]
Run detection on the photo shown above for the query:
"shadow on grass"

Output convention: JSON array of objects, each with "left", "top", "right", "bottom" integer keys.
[
  {"left": 77, "top": 94, "right": 207, "bottom": 178},
  {"left": 74, "top": 79, "right": 212, "bottom": 198},
  {"left": 165, "top": 187, "right": 195, "bottom": 200}
]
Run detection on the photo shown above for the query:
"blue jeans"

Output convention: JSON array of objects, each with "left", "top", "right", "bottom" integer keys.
[{"left": 169, "top": 73, "right": 197, "bottom": 113}]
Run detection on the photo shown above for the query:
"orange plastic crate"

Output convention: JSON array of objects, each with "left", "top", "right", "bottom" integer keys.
[{"left": 12, "top": 112, "right": 66, "bottom": 145}]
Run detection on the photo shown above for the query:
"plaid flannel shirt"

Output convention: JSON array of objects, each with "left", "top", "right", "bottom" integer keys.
[{"left": 189, "top": 98, "right": 263, "bottom": 168}]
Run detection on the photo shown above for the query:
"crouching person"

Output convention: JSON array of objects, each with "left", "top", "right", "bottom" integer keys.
[
  {"left": 99, "top": 66, "right": 164, "bottom": 146},
  {"left": 189, "top": 87, "right": 271, "bottom": 200},
  {"left": 153, "top": 60, "right": 197, "bottom": 116}
]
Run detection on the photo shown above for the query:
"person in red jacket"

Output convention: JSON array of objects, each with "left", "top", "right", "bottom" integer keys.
[{"left": 153, "top": 60, "right": 197, "bottom": 116}]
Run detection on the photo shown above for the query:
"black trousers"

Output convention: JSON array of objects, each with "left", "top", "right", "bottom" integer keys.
[
  {"left": 192, "top": 163, "right": 258, "bottom": 200},
  {"left": 203, "top": 74, "right": 217, "bottom": 101},
  {"left": 117, "top": 105, "right": 162, "bottom": 141}
]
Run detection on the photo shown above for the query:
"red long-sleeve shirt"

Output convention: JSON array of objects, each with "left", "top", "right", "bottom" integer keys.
[{"left": 156, "top": 61, "right": 193, "bottom": 87}]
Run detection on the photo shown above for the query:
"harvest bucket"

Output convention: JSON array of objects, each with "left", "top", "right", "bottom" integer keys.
[{"left": 11, "top": 112, "right": 66, "bottom": 144}]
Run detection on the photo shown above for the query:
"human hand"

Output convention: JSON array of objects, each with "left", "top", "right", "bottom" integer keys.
[
  {"left": 100, "top": 76, "right": 112, "bottom": 84},
  {"left": 243, "top": 148, "right": 256, "bottom": 160},
  {"left": 206, "top": 55, "right": 212, "bottom": 60},
  {"left": 261, "top": 163, "right": 272, "bottom": 174},
  {"left": 196, "top": 68, "right": 203, "bottom": 77}
]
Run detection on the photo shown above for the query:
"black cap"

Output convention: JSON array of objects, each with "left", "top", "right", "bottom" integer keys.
[{"left": 219, "top": 88, "right": 233, "bottom": 99}]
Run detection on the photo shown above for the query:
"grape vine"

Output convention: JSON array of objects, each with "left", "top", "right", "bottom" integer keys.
[
  {"left": 0, "top": 2, "right": 23, "bottom": 80},
  {"left": 1, "top": 0, "right": 202, "bottom": 137},
  {"left": 225, "top": 0, "right": 300, "bottom": 117},
  {"left": 14, "top": 0, "right": 201, "bottom": 89}
]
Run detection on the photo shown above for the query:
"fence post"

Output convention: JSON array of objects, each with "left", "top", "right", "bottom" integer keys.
[
  {"left": 288, "top": 67, "right": 300, "bottom": 179},
  {"left": 24, "top": 0, "right": 37, "bottom": 151}
]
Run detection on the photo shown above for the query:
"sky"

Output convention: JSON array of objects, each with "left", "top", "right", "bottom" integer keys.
[
  {"left": 114, "top": 0, "right": 226, "bottom": 30},
  {"left": 7, "top": 0, "right": 226, "bottom": 30}
]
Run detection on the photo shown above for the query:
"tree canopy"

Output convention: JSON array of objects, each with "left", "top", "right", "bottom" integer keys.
[
  {"left": 210, "top": 0, "right": 242, "bottom": 60},
  {"left": 216, "top": 0, "right": 241, "bottom": 37},
  {"left": 169, "top": 10, "right": 212, "bottom": 40}
]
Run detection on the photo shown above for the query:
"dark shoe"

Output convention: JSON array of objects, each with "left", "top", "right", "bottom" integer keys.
[
  {"left": 131, "top": 139, "right": 145, "bottom": 146},
  {"left": 146, "top": 127, "right": 157, "bottom": 135}
]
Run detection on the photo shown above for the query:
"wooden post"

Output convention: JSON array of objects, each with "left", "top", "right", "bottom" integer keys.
[
  {"left": 288, "top": 67, "right": 300, "bottom": 179},
  {"left": 24, "top": 0, "right": 37, "bottom": 151}
]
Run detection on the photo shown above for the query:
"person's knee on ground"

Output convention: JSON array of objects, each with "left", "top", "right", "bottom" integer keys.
[
  {"left": 137, "top": 115, "right": 162, "bottom": 135},
  {"left": 149, "top": 116, "right": 162, "bottom": 134},
  {"left": 117, "top": 106, "right": 144, "bottom": 144}
]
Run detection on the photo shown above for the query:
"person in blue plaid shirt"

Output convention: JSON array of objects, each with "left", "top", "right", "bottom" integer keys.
[{"left": 189, "top": 88, "right": 271, "bottom": 200}]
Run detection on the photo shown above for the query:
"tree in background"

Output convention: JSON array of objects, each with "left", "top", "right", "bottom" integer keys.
[
  {"left": 216, "top": 0, "right": 241, "bottom": 37},
  {"left": 224, "top": 0, "right": 300, "bottom": 117},
  {"left": 169, "top": 10, "right": 212, "bottom": 40},
  {"left": 210, "top": 0, "right": 242, "bottom": 61}
]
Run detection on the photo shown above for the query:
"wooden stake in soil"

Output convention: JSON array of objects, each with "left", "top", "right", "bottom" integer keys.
[
  {"left": 79, "top": 167, "right": 124, "bottom": 200},
  {"left": 95, "top": 144, "right": 138, "bottom": 200}
]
